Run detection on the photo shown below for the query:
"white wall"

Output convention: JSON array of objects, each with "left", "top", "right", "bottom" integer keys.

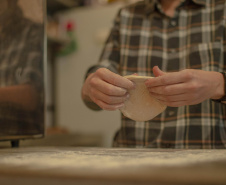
[{"left": 55, "top": 4, "right": 124, "bottom": 147}]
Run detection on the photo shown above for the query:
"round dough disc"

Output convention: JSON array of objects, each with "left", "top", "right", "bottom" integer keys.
[{"left": 120, "top": 75, "right": 167, "bottom": 121}]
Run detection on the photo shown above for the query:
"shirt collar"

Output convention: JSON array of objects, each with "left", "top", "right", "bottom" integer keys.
[{"left": 145, "top": 0, "right": 207, "bottom": 16}]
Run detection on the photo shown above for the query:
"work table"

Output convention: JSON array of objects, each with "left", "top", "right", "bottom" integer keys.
[{"left": 0, "top": 147, "right": 226, "bottom": 185}]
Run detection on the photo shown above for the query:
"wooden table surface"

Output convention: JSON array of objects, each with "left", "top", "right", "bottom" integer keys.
[{"left": 0, "top": 147, "right": 226, "bottom": 185}]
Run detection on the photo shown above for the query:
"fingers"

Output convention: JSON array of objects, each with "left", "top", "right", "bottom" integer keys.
[
  {"left": 96, "top": 68, "right": 135, "bottom": 90},
  {"left": 90, "top": 77, "right": 127, "bottom": 96},
  {"left": 150, "top": 91, "right": 187, "bottom": 102},
  {"left": 145, "top": 69, "right": 193, "bottom": 87},
  {"left": 143, "top": 68, "right": 221, "bottom": 107},
  {"left": 150, "top": 90, "right": 194, "bottom": 107},
  {"left": 148, "top": 83, "right": 188, "bottom": 96},
  {"left": 148, "top": 83, "right": 195, "bottom": 107},
  {"left": 144, "top": 67, "right": 198, "bottom": 107},
  {"left": 92, "top": 88, "right": 129, "bottom": 105},
  {"left": 87, "top": 68, "right": 135, "bottom": 110},
  {"left": 91, "top": 89, "right": 129, "bottom": 111},
  {"left": 153, "top": 66, "right": 165, "bottom": 77},
  {"left": 93, "top": 99, "right": 125, "bottom": 111}
]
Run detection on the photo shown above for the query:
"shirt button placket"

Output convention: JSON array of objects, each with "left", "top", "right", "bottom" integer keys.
[{"left": 170, "top": 20, "right": 177, "bottom": 26}]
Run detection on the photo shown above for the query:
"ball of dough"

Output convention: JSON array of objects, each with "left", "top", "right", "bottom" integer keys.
[{"left": 120, "top": 75, "right": 167, "bottom": 121}]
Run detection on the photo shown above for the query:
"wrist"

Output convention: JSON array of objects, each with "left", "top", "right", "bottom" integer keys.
[
  {"left": 82, "top": 73, "right": 94, "bottom": 100},
  {"left": 82, "top": 89, "right": 102, "bottom": 111},
  {"left": 81, "top": 74, "right": 102, "bottom": 110},
  {"left": 211, "top": 72, "right": 225, "bottom": 100},
  {"left": 81, "top": 83, "right": 92, "bottom": 102}
]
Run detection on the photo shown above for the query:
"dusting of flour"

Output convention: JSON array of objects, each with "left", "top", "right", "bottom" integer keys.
[{"left": 1, "top": 148, "right": 226, "bottom": 172}]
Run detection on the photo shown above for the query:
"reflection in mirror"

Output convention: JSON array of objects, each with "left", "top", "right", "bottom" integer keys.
[{"left": 0, "top": 0, "right": 45, "bottom": 146}]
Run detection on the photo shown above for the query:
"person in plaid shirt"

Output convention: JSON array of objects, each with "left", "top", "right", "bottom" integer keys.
[{"left": 82, "top": 0, "right": 226, "bottom": 148}]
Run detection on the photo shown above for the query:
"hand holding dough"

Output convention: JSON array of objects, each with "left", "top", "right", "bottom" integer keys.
[{"left": 120, "top": 75, "right": 167, "bottom": 121}]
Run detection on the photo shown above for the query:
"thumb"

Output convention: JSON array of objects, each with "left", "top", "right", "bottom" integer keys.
[{"left": 153, "top": 66, "right": 165, "bottom": 77}]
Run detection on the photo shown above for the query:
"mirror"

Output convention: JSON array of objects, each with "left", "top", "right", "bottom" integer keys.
[{"left": 0, "top": 0, "right": 45, "bottom": 147}]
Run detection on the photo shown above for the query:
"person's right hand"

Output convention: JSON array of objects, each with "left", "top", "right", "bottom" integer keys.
[{"left": 82, "top": 68, "right": 135, "bottom": 110}]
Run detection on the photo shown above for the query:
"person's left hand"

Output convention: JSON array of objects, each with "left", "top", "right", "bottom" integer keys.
[{"left": 145, "top": 66, "right": 224, "bottom": 107}]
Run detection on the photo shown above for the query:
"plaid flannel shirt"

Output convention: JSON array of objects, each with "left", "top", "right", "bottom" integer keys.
[{"left": 86, "top": 0, "right": 226, "bottom": 148}]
